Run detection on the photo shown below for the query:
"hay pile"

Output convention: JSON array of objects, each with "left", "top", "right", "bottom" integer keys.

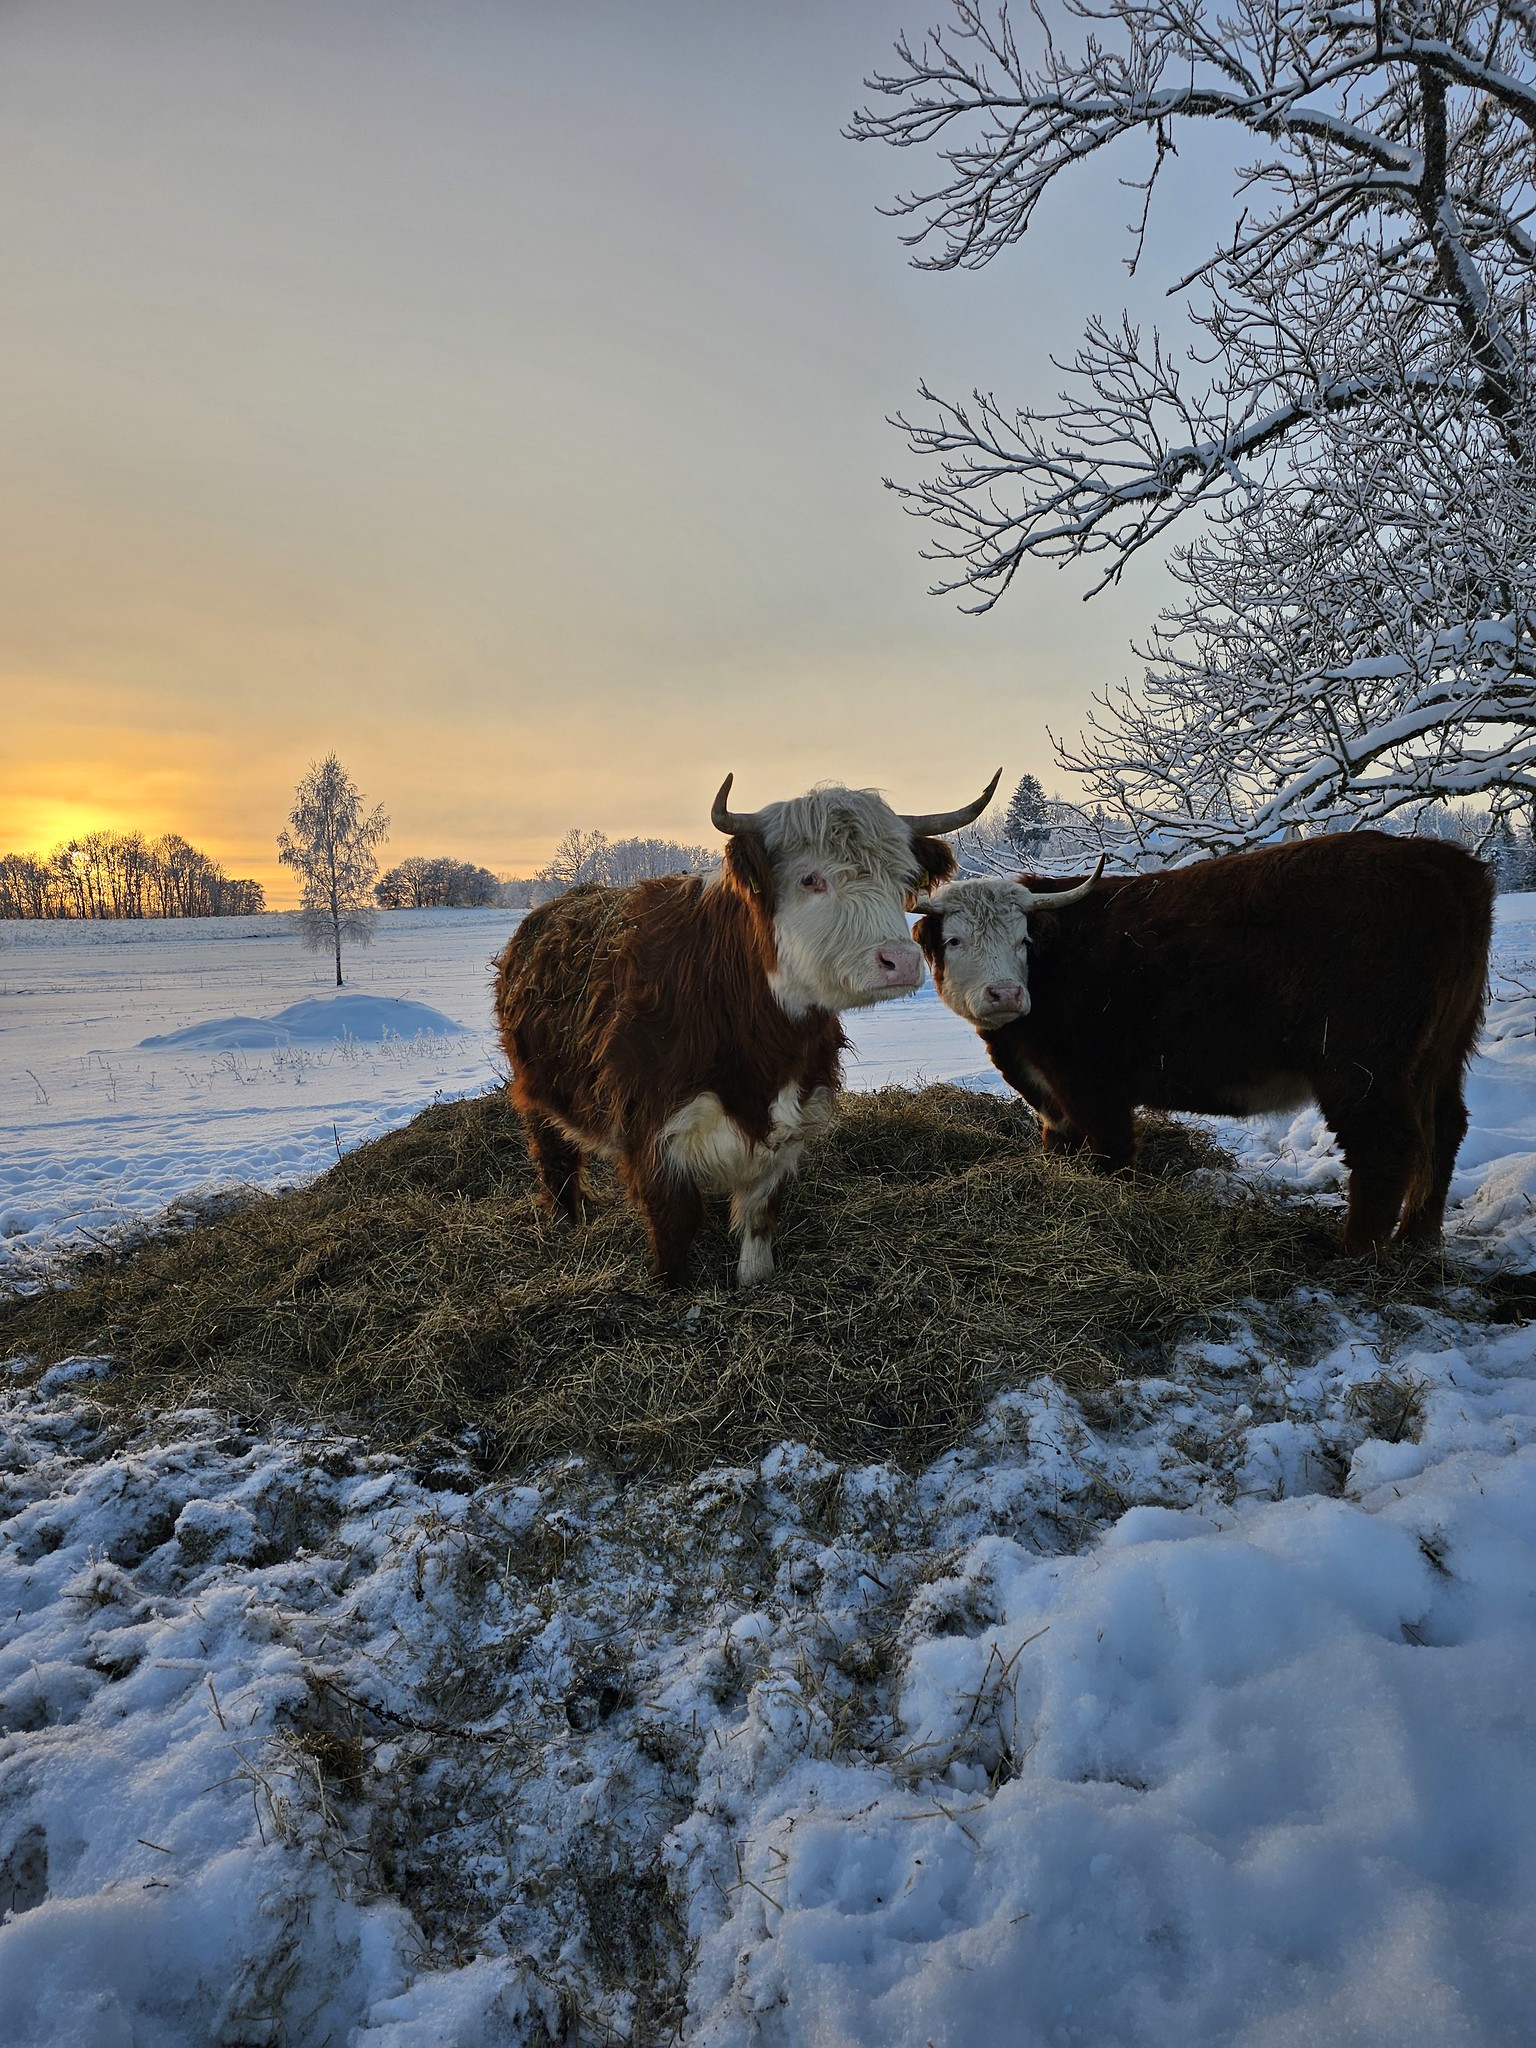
[{"left": 2, "top": 1086, "right": 1433, "bottom": 1475}]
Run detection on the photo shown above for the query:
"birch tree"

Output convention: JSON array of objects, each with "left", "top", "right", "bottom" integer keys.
[
  {"left": 277, "top": 755, "right": 389, "bottom": 985},
  {"left": 852, "top": 0, "right": 1536, "bottom": 846}
]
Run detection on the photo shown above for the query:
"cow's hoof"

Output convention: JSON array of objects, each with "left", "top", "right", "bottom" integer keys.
[{"left": 1340, "top": 1230, "right": 1391, "bottom": 1257}]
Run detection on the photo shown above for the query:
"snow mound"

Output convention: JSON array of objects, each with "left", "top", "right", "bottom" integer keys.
[{"left": 138, "top": 994, "right": 469, "bottom": 1051}]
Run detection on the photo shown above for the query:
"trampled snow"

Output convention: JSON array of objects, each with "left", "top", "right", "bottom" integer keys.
[{"left": 3, "top": 905, "right": 1536, "bottom": 2044}]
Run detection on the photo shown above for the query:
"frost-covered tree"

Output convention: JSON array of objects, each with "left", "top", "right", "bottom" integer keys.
[
  {"left": 1003, "top": 772, "right": 1052, "bottom": 857},
  {"left": 601, "top": 835, "right": 717, "bottom": 886},
  {"left": 1059, "top": 304, "right": 1536, "bottom": 852},
  {"left": 1487, "top": 812, "right": 1536, "bottom": 889},
  {"left": 375, "top": 856, "right": 500, "bottom": 909},
  {"left": 277, "top": 755, "right": 389, "bottom": 985},
  {"left": 952, "top": 787, "right": 1120, "bottom": 873},
  {"left": 538, "top": 827, "right": 612, "bottom": 894},
  {"left": 853, "top": 0, "right": 1536, "bottom": 847},
  {"left": 535, "top": 830, "right": 716, "bottom": 897},
  {"left": 493, "top": 874, "right": 539, "bottom": 909}
]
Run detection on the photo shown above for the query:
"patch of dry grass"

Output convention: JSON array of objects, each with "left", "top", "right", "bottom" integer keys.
[{"left": 0, "top": 1086, "right": 1444, "bottom": 1475}]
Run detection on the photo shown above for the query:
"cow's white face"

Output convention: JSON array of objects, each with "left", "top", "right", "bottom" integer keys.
[
  {"left": 919, "top": 879, "right": 1037, "bottom": 1027},
  {"left": 756, "top": 789, "right": 929, "bottom": 1015}
]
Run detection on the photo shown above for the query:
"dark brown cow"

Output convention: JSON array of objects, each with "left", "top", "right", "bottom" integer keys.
[
  {"left": 495, "top": 773, "right": 998, "bottom": 1287},
  {"left": 912, "top": 833, "right": 1493, "bottom": 1252}
]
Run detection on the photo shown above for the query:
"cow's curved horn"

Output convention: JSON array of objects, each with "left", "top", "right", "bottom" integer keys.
[
  {"left": 711, "top": 774, "right": 768, "bottom": 836},
  {"left": 1020, "top": 854, "right": 1106, "bottom": 909},
  {"left": 897, "top": 767, "right": 1003, "bottom": 837}
]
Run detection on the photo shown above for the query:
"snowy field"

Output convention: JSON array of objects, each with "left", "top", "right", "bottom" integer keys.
[
  {"left": 3, "top": 906, "right": 1536, "bottom": 2043},
  {"left": 0, "top": 909, "right": 1002, "bottom": 1288}
]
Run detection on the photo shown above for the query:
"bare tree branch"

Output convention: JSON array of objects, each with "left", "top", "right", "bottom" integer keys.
[
  {"left": 1055, "top": 301, "right": 1536, "bottom": 850},
  {"left": 853, "top": 0, "right": 1536, "bottom": 605}
]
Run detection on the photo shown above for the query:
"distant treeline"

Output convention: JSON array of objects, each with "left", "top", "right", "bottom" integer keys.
[
  {"left": 374, "top": 834, "right": 716, "bottom": 912},
  {"left": 374, "top": 856, "right": 502, "bottom": 908},
  {"left": 534, "top": 829, "right": 716, "bottom": 895},
  {"left": 0, "top": 832, "right": 265, "bottom": 919}
]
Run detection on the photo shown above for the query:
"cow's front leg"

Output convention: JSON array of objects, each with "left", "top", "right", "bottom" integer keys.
[
  {"left": 1050, "top": 1093, "right": 1136, "bottom": 1174},
  {"left": 1040, "top": 1119, "right": 1091, "bottom": 1156},
  {"left": 522, "top": 1110, "right": 587, "bottom": 1226},
  {"left": 984, "top": 1028, "right": 1066, "bottom": 1128},
  {"left": 622, "top": 1151, "right": 705, "bottom": 1288},
  {"left": 730, "top": 1164, "right": 794, "bottom": 1290}
]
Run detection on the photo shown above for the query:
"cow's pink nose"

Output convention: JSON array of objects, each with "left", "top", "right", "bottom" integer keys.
[
  {"left": 985, "top": 981, "right": 1027, "bottom": 1013},
  {"left": 873, "top": 942, "right": 923, "bottom": 988}
]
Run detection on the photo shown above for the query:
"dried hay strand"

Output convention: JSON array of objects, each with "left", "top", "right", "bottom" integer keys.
[{"left": 1, "top": 1085, "right": 1442, "bottom": 1476}]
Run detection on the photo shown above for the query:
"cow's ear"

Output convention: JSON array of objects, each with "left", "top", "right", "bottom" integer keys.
[
  {"left": 910, "top": 910, "right": 943, "bottom": 967},
  {"left": 909, "top": 835, "right": 956, "bottom": 894},
  {"left": 722, "top": 831, "right": 777, "bottom": 912}
]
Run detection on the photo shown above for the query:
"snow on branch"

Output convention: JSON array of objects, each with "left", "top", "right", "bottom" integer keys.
[
  {"left": 853, "top": 0, "right": 1536, "bottom": 601},
  {"left": 1054, "top": 310, "right": 1536, "bottom": 852},
  {"left": 888, "top": 317, "right": 1445, "bottom": 604}
]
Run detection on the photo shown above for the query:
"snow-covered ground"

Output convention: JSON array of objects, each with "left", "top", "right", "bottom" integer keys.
[
  {"left": 0, "top": 912, "right": 507, "bottom": 1283},
  {"left": 3, "top": 905, "right": 1536, "bottom": 2044},
  {"left": 0, "top": 909, "right": 997, "bottom": 1287}
]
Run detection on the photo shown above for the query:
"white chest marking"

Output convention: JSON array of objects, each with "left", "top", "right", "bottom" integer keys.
[
  {"left": 660, "top": 1085, "right": 832, "bottom": 1196},
  {"left": 661, "top": 1085, "right": 833, "bottom": 1290}
]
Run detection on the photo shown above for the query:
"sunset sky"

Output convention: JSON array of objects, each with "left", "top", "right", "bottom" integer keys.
[{"left": 1, "top": 0, "right": 1233, "bottom": 905}]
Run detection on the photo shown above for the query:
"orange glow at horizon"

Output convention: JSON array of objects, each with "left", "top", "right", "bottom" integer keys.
[
  {"left": 1, "top": 759, "right": 549, "bottom": 913},
  {"left": 0, "top": 0, "right": 1180, "bottom": 929}
]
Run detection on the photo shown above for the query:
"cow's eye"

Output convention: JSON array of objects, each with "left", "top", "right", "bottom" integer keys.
[
  {"left": 945, "top": 934, "right": 964, "bottom": 951},
  {"left": 800, "top": 872, "right": 827, "bottom": 894}
]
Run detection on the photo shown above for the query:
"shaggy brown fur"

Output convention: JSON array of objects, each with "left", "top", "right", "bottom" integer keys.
[
  {"left": 915, "top": 832, "right": 1493, "bottom": 1254},
  {"left": 496, "top": 823, "right": 956, "bottom": 1285}
]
